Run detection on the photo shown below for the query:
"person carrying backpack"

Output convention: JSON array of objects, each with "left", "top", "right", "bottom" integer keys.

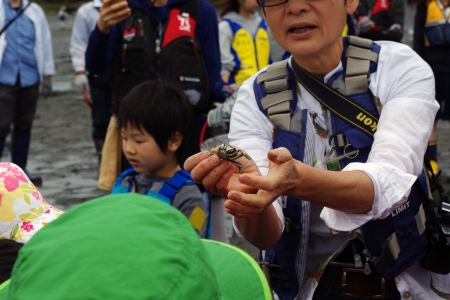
[
  {"left": 357, "top": 0, "right": 405, "bottom": 42},
  {"left": 185, "top": 0, "right": 447, "bottom": 299},
  {"left": 85, "top": 0, "right": 227, "bottom": 166},
  {"left": 112, "top": 80, "right": 209, "bottom": 238}
]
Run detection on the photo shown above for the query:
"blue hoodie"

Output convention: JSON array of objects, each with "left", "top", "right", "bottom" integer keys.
[{"left": 85, "top": 0, "right": 225, "bottom": 103}]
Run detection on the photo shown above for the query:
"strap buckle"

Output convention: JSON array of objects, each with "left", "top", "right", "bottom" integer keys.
[{"left": 341, "top": 267, "right": 386, "bottom": 299}]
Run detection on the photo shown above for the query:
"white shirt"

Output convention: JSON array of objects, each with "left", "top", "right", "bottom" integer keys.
[
  {"left": 70, "top": 1, "right": 101, "bottom": 72},
  {"left": 230, "top": 41, "right": 447, "bottom": 299}
]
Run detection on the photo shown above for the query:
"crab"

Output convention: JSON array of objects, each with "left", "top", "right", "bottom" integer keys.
[{"left": 210, "top": 139, "right": 252, "bottom": 174}]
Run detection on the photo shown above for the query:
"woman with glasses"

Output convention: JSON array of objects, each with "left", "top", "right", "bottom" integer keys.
[{"left": 185, "top": 0, "right": 442, "bottom": 299}]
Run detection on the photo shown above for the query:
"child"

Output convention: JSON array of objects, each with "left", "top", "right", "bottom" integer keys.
[
  {"left": 215, "top": 0, "right": 272, "bottom": 86},
  {"left": 58, "top": 5, "right": 68, "bottom": 30},
  {"left": 113, "top": 80, "right": 208, "bottom": 238},
  {"left": 2, "top": 194, "right": 271, "bottom": 299}
]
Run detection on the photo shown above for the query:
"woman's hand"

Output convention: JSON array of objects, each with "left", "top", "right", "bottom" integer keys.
[
  {"left": 225, "top": 147, "right": 297, "bottom": 218},
  {"left": 97, "top": 0, "right": 131, "bottom": 34},
  {"left": 184, "top": 148, "right": 261, "bottom": 199}
]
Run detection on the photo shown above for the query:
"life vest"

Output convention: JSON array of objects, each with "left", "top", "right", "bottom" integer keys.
[
  {"left": 112, "top": 168, "right": 212, "bottom": 239},
  {"left": 254, "top": 36, "right": 429, "bottom": 299},
  {"left": 110, "top": 0, "right": 210, "bottom": 112},
  {"left": 223, "top": 18, "right": 271, "bottom": 85},
  {"left": 424, "top": 0, "right": 450, "bottom": 47}
]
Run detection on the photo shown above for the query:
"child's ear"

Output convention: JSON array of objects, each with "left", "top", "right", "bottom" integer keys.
[{"left": 167, "top": 132, "right": 183, "bottom": 152}]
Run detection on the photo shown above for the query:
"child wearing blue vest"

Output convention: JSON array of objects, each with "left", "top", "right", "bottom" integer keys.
[
  {"left": 215, "top": 0, "right": 272, "bottom": 86},
  {"left": 112, "top": 80, "right": 208, "bottom": 238}
]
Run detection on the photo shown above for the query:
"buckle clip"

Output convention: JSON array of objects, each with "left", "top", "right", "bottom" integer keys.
[{"left": 341, "top": 268, "right": 386, "bottom": 299}]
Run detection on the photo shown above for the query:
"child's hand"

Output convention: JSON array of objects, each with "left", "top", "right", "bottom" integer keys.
[{"left": 184, "top": 149, "right": 261, "bottom": 199}]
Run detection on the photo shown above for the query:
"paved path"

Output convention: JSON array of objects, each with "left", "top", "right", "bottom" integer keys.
[{"left": 3, "top": 7, "right": 449, "bottom": 260}]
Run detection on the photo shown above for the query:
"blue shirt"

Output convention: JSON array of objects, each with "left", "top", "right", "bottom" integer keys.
[{"left": 0, "top": 0, "right": 39, "bottom": 87}]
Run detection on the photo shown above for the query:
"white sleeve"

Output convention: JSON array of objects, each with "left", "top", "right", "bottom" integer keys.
[
  {"left": 229, "top": 74, "right": 286, "bottom": 236},
  {"left": 218, "top": 21, "right": 235, "bottom": 76},
  {"left": 70, "top": 5, "right": 93, "bottom": 72},
  {"left": 321, "top": 42, "right": 440, "bottom": 231},
  {"left": 34, "top": 5, "right": 54, "bottom": 76}
]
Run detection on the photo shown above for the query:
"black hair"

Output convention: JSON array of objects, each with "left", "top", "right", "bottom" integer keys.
[
  {"left": 0, "top": 239, "right": 24, "bottom": 284},
  {"left": 215, "top": 0, "right": 241, "bottom": 17},
  {"left": 118, "top": 79, "right": 193, "bottom": 162}
]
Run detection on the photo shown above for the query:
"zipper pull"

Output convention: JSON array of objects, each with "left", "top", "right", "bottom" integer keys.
[
  {"left": 362, "top": 249, "right": 371, "bottom": 275},
  {"left": 138, "top": 19, "right": 144, "bottom": 37},
  {"left": 155, "top": 38, "right": 161, "bottom": 53},
  {"left": 121, "top": 44, "right": 127, "bottom": 70},
  {"left": 192, "top": 40, "right": 200, "bottom": 61}
]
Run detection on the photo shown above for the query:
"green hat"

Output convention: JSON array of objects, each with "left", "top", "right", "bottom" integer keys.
[{"left": 6, "top": 194, "right": 271, "bottom": 299}]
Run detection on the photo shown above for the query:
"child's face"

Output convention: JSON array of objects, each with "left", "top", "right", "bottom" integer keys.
[{"left": 121, "top": 125, "right": 172, "bottom": 177}]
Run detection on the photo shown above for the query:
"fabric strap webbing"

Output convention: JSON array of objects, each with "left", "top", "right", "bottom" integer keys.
[
  {"left": 290, "top": 57, "right": 379, "bottom": 138},
  {"left": 158, "top": 169, "right": 193, "bottom": 201}
]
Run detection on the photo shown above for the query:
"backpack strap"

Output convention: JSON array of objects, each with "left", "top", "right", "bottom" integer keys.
[
  {"left": 111, "top": 167, "right": 137, "bottom": 194},
  {"left": 158, "top": 170, "right": 193, "bottom": 202},
  {"left": 345, "top": 36, "right": 379, "bottom": 94},
  {"left": 256, "top": 60, "right": 294, "bottom": 131}
]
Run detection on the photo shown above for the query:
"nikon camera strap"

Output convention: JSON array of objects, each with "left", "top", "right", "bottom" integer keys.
[{"left": 290, "top": 36, "right": 379, "bottom": 138}]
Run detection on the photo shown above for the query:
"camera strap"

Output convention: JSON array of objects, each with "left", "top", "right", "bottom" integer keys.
[{"left": 290, "top": 57, "right": 378, "bottom": 138}]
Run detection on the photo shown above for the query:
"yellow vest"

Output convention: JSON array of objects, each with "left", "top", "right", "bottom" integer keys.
[
  {"left": 228, "top": 20, "right": 271, "bottom": 85},
  {"left": 424, "top": 0, "right": 450, "bottom": 46}
]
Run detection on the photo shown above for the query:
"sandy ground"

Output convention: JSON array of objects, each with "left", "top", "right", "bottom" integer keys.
[{"left": 2, "top": 5, "right": 448, "bottom": 261}]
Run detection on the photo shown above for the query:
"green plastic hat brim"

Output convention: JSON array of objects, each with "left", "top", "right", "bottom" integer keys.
[
  {"left": 7, "top": 194, "right": 272, "bottom": 299},
  {"left": 0, "top": 280, "right": 10, "bottom": 300},
  {"left": 201, "top": 239, "right": 272, "bottom": 299}
]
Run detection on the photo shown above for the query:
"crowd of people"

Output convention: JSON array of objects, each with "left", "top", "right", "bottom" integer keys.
[{"left": 1, "top": 0, "right": 450, "bottom": 299}]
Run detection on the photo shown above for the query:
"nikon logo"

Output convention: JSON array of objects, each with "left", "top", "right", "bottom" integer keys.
[
  {"left": 391, "top": 201, "right": 410, "bottom": 217},
  {"left": 356, "top": 113, "right": 377, "bottom": 132}
]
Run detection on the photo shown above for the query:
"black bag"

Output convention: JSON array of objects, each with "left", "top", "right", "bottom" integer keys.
[{"left": 419, "top": 158, "right": 450, "bottom": 274}]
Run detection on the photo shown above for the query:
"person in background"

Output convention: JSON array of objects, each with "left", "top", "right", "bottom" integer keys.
[
  {"left": 0, "top": 0, "right": 54, "bottom": 186},
  {"left": 215, "top": 0, "right": 272, "bottom": 86},
  {"left": 112, "top": 80, "right": 208, "bottom": 238},
  {"left": 357, "top": 0, "right": 404, "bottom": 42},
  {"left": 410, "top": 0, "right": 450, "bottom": 175},
  {"left": 58, "top": 5, "right": 68, "bottom": 30},
  {"left": 185, "top": 0, "right": 441, "bottom": 298},
  {"left": 86, "top": 0, "right": 227, "bottom": 167},
  {"left": 0, "top": 193, "right": 272, "bottom": 299},
  {"left": 70, "top": 0, "right": 112, "bottom": 165}
]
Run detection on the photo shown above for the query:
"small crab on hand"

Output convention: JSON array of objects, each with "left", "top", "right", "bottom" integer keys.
[{"left": 210, "top": 139, "right": 252, "bottom": 174}]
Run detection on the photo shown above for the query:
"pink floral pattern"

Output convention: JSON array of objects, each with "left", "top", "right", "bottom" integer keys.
[
  {"left": 21, "top": 222, "right": 34, "bottom": 232},
  {"left": 0, "top": 163, "right": 29, "bottom": 192},
  {"left": 0, "top": 162, "right": 65, "bottom": 243}
]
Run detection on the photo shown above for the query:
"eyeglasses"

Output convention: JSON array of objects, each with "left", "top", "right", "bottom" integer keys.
[{"left": 256, "top": 0, "right": 289, "bottom": 7}]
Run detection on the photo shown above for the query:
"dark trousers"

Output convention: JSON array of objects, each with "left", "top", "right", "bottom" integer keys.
[
  {"left": 89, "top": 83, "right": 112, "bottom": 140},
  {"left": 0, "top": 78, "right": 39, "bottom": 139}
]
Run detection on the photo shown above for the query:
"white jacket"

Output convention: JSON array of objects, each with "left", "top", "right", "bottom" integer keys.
[
  {"left": 70, "top": 1, "right": 101, "bottom": 72},
  {"left": 0, "top": 0, "right": 55, "bottom": 79}
]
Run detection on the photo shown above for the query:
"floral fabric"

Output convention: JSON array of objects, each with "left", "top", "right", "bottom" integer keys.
[{"left": 0, "top": 162, "right": 64, "bottom": 243}]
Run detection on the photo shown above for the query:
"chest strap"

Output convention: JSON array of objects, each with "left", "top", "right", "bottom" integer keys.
[
  {"left": 256, "top": 60, "right": 292, "bottom": 131},
  {"left": 345, "top": 36, "right": 379, "bottom": 94},
  {"left": 255, "top": 36, "right": 378, "bottom": 132}
]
